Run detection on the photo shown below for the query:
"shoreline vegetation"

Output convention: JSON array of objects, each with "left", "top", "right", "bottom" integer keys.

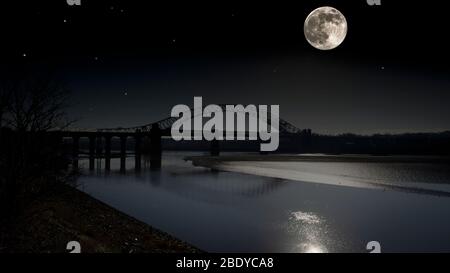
[{"left": 1, "top": 183, "right": 201, "bottom": 253}]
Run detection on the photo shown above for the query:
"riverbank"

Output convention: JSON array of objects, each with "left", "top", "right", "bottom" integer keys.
[{"left": 2, "top": 184, "right": 201, "bottom": 253}]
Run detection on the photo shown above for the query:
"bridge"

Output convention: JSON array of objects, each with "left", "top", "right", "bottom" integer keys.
[{"left": 58, "top": 105, "right": 310, "bottom": 171}]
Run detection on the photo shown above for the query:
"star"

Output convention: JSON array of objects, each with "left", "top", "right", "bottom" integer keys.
[
  {"left": 94, "top": 56, "right": 99, "bottom": 61},
  {"left": 22, "top": 53, "right": 27, "bottom": 57},
  {"left": 63, "top": 19, "right": 67, "bottom": 23},
  {"left": 124, "top": 91, "right": 128, "bottom": 96}
]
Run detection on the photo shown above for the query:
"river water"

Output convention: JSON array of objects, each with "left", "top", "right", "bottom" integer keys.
[{"left": 78, "top": 152, "right": 450, "bottom": 253}]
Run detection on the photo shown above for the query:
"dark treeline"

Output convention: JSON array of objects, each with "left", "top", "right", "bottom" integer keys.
[
  {"left": 0, "top": 130, "right": 70, "bottom": 206},
  {"left": 0, "top": 71, "right": 74, "bottom": 251},
  {"left": 307, "top": 132, "right": 450, "bottom": 156}
]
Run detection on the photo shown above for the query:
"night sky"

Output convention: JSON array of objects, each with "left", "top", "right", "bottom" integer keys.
[{"left": 1, "top": 0, "right": 449, "bottom": 134}]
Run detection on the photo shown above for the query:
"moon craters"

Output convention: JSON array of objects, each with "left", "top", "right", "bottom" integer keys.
[{"left": 304, "top": 7, "right": 348, "bottom": 50}]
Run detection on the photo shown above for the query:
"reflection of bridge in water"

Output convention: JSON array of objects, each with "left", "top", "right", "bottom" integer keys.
[
  {"left": 153, "top": 174, "right": 288, "bottom": 204},
  {"left": 62, "top": 106, "right": 311, "bottom": 171},
  {"left": 93, "top": 155, "right": 290, "bottom": 204}
]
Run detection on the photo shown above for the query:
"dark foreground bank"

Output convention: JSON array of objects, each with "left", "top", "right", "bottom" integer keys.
[{"left": 1, "top": 184, "right": 201, "bottom": 253}]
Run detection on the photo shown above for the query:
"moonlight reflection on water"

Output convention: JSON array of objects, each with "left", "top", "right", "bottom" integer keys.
[{"left": 288, "top": 211, "right": 329, "bottom": 253}]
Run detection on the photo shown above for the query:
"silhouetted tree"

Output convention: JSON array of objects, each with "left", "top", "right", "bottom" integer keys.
[
  {"left": 0, "top": 72, "right": 75, "bottom": 226},
  {"left": 0, "top": 82, "right": 13, "bottom": 131},
  {"left": 3, "top": 75, "right": 73, "bottom": 132}
]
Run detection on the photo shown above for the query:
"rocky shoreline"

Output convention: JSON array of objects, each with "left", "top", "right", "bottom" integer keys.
[{"left": 3, "top": 184, "right": 202, "bottom": 253}]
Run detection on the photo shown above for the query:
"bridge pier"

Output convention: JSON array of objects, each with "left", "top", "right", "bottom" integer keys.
[
  {"left": 135, "top": 131, "right": 142, "bottom": 171},
  {"left": 120, "top": 136, "right": 127, "bottom": 172},
  {"left": 72, "top": 136, "right": 80, "bottom": 169},
  {"left": 150, "top": 124, "right": 162, "bottom": 169},
  {"left": 89, "top": 136, "right": 96, "bottom": 170},
  {"left": 105, "top": 136, "right": 111, "bottom": 171}
]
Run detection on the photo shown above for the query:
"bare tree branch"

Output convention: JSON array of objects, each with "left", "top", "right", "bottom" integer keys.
[{"left": 2, "top": 73, "right": 74, "bottom": 132}]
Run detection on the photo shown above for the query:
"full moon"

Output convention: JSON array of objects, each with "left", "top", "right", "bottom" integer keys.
[{"left": 304, "top": 6, "right": 348, "bottom": 50}]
